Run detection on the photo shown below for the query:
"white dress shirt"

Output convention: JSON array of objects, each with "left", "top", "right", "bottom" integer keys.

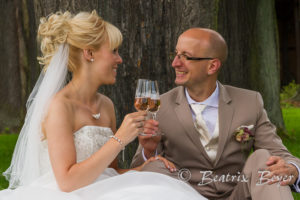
[
  {"left": 142, "top": 83, "right": 219, "bottom": 160},
  {"left": 186, "top": 83, "right": 219, "bottom": 135}
]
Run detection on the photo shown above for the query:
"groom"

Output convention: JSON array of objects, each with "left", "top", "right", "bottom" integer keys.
[{"left": 131, "top": 28, "right": 300, "bottom": 199}]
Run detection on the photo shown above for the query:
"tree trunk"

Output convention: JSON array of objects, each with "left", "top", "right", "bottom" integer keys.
[
  {"left": 217, "top": 0, "right": 284, "bottom": 128},
  {"left": 0, "top": 0, "right": 23, "bottom": 132},
  {"left": 0, "top": 0, "right": 284, "bottom": 166}
]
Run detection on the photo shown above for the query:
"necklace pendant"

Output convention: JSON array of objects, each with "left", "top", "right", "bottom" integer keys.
[{"left": 92, "top": 113, "right": 100, "bottom": 120}]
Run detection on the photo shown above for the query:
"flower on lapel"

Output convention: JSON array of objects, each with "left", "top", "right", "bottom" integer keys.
[{"left": 234, "top": 125, "right": 254, "bottom": 143}]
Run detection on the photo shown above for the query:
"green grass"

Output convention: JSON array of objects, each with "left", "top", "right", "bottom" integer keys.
[
  {"left": 0, "top": 134, "right": 18, "bottom": 190},
  {"left": 282, "top": 108, "right": 300, "bottom": 158},
  {"left": 282, "top": 107, "right": 300, "bottom": 200},
  {"left": 0, "top": 108, "right": 300, "bottom": 198}
]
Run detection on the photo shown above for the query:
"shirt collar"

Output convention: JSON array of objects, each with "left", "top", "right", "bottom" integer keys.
[{"left": 185, "top": 82, "right": 219, "bottom": 108}]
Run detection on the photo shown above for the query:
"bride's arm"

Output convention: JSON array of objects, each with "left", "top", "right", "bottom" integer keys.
[{"left": 44, "top": 98, "right": 145, "bottom": 192}]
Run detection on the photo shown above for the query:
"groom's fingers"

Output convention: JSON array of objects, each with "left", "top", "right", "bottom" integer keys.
[
  {"left": 262, "top": 157, "right": 297, "bottom": 186},
  {"left": 264, "top": 166, "right": 295, "bottom": 185},
  {"left": 267, "top": 164, "right": 283, "bottom": 173},
  {"left": 266, "top": 156, "right": 280, "bottom": 166},
  {"left": 143, "top": 128, "right": 158, "bottom": 135},
  {"left": 143, "top": 120, "right": 159, "bottom": 134},
  {"left": 141, "top": 126, "right": 156, "bottom": 135},
  {"left": 143, "top": 124, "right": 158, "bottom": 131},
  {"left": 264, "top": 170, "right": 281, "bottom": 185},
  {"left": 143, "top": 119, "right": 159, "bottom": 128},
  {"left": 138, "top": 133, "right": 153, "bottom": 139},
  {"left": 280, "top": 179, "right": 292, "bottom": 186},
  {"left": 266, "top": 158, "right": 286, "bottom": 174}
]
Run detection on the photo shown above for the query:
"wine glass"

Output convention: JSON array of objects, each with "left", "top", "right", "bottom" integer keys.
[
  {"left": 134, "top": 79, "right": 151, "bottom": 135},
  {"left": 148, "top": 80, "right": 160, "bottom": 120},
  {"left": 148, "top": 80, "right": 163, "bottom": 136},
  {"left": 134, "top": 79, "right": 151, "bottom": 111}
]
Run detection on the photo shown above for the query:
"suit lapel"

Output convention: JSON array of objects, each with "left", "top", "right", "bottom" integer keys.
[
  {"left": 174, "top": 87, "right": 212, "bottom": 163},
  {"left": 214, "top": 82, "right": 234, "bottom": 166}
]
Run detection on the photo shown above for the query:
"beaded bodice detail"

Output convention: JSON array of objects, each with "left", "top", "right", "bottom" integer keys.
[{"left": 73, "top": 126, "right": 114, "bottom": 162}]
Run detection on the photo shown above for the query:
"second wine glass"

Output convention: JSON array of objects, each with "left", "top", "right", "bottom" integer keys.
[
  {"left": 148, "top": 80, "right": 163, "bottom": 136},
  {"left": 134, "top": 79, "right": 151, "bottom": 136},
  {"left": 148, "top": 80, "right": 160, "bottom": 120}
]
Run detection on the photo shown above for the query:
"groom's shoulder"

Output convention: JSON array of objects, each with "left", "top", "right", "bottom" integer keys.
[
  {"left": 222, "top": 84, "right": 260, "bottom": 100},
  {"left": 161, "top": 86, "right": 183, "bottom": 99},
  {"left": 223, "top": 84, "right": 257, "bottom": 94}
]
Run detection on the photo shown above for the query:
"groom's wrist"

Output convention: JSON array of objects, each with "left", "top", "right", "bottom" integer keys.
[{"left": 288, "top": 162, "right": 300, "bottom": 192}]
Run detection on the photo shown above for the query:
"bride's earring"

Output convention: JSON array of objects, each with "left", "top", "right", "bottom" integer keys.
[{"left": 90, "top": 58, "right": 94, "bottom": 62}]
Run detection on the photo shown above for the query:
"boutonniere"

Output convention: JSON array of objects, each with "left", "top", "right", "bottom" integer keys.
[{"left": 234, "top": 125, "right": 254, "bottom": 143}]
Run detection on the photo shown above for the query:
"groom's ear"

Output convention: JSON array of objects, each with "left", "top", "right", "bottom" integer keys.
[
  {"left": 207, "top": 59, "right": 221, "bottom": 75},
  {"left": 82, "top": 49, "right": 93, "bottom": 61}
]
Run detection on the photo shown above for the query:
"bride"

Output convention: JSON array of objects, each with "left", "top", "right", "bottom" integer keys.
[{"left": 0, "top": 10, "right": 206, "bottom": 200}]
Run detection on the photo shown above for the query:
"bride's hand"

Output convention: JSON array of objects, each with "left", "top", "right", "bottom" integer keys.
[
  {"left": 115, "top": 111, "right": 147, "bottom": 145},
  {"left": 138, "top": 155, "right": 177, "bottom": 173}
]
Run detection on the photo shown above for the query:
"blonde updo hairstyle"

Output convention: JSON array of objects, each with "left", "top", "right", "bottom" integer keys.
[{"left": 37, "top": 10, "right": 122, "bottom": 73}]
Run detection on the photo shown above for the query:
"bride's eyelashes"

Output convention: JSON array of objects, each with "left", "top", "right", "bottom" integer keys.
[{"left": 112, "top": 48, "right": 118, "bottom": 54}]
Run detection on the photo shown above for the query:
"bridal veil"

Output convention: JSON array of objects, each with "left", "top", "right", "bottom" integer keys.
[{"left": 3, "top": 44, "right": 69, "bottom": 189}]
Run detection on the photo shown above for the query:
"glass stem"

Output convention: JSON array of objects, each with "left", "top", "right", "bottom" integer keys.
[{"left": 152, "top": 112, "right": 157, "bottom": 120}]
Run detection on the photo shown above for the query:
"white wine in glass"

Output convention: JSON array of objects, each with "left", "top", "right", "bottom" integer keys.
[
  {"left": 148, "top": 80, "right": 163, "bottom": 136},
  {"left": 134, "top": 79, "right": 151, "bottom": 136},
  {"left": 134, "top": 97, "right": 149, "bottom": 111},
  {"left": 148, "top": 80, "right": 160, "bottom": 119},
  {"left": 134, "top": 79, "right": 150, "bottom": 111}
]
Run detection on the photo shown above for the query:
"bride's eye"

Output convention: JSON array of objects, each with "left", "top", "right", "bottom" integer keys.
[{"left": 112, "top": 48, "right": 118, "bottom": 54}]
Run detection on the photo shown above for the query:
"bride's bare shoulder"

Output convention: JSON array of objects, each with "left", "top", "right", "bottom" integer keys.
[
  {"left": 97, "top": 93, "right": 115, "bottom": 117},
  {"left": 43, "top": 91, "right": 74, "bottom": 129},
  {"left": 50, "top": 91, "right": 73, "bottom": 113},
  {"left": 97, "top": 93, "right": 114, "bottom": 107}
]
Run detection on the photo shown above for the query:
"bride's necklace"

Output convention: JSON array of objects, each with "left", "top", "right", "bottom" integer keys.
[
  {"left": 69, "top": 83, "right": 101, "bottom": 120},
  {"left": 92, "top": 113, "right": 101, "bottom": 120}
]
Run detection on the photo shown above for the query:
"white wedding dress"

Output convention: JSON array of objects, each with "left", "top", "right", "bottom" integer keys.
[{"left": 0, "top": 125, "right": 206, "bottom": 200}]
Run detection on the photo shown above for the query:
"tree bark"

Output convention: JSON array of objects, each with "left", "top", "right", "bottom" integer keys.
[
  {"left": 217, "top": 0, "right": 284, "bottom": 128},
  {"left": 0, "top": 0, "right": 23, "bottom": 132},
  {"left": 0, "top": 0, "right": 284, "bottom": 166}
]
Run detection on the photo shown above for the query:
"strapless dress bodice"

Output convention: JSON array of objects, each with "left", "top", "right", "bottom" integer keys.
[{"left": 73, "top": 126, "right": 114, "bottom": 162}]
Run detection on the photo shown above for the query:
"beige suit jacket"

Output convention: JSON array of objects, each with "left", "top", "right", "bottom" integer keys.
[{"left": 131, "top": 82, "right": 300, "bottom": 199}]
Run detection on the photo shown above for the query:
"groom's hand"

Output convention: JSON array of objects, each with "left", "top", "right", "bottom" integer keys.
[
  {"left": 264, "top": 156, "right": 299, "bottom": 186},
  {"left": 139, "top": 119, "right": 161, "bottom": 158},
  {"left": 143, "top": 119, "right": 159, "bottom": 135}
]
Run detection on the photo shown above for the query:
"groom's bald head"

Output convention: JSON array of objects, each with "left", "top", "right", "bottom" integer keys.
[{"left": 179, "top": 28, "right": 228, "bottom": 63}]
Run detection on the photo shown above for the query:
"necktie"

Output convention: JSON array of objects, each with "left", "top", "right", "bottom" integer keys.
[{"left": 190, "top": 104, "right": 210, "bottom": 142}]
